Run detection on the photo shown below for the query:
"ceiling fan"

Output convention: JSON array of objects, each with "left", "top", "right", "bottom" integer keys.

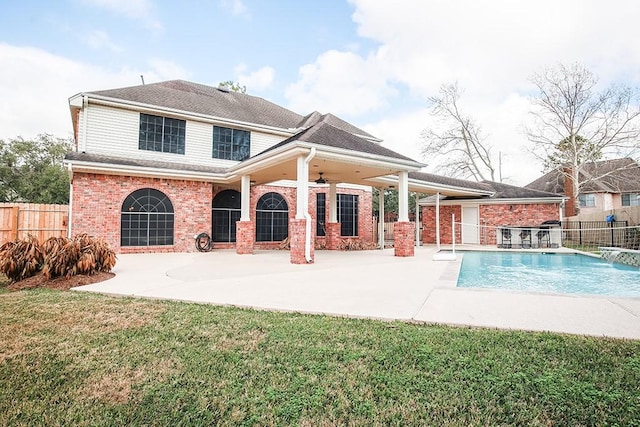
[{"left": 314, "top": 172, "right": 327, "bottom": 184}]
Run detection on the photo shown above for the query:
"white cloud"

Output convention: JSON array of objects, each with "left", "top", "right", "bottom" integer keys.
[
  {"left": 147, "top": 59, "right": 191, "bottom": 81},
  {"left": 235, "top": 64, "right": 275, "bottom": 91},
  {"left": 220, "top": 0, "right": 249, "bottom": 17},
  {"left": 285, "top": 49, "right": 395, "bottom": 116},
  {"left": 286, "top": 0, "right": 640, "bottom": 185},
  {"left": 0, "top": 43, "right": 184, "bottom": 141},
  {"left": 85, "top": 30, "right": 123, "bottom": 53},
  {"left": 81, "top": 0, "right": 163, "bottom": 31}
]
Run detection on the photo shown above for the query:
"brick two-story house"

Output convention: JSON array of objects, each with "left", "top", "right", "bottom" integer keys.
[{"left": 64, "top": 80, "right": 564, "bottom": 263}]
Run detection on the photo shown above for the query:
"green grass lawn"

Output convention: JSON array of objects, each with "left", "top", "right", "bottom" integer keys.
[{"left": 1, "top": 288, "right": 639, "bottom": 426}]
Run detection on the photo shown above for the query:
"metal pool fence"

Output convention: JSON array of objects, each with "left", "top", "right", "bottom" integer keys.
[{"left": 560, "top": 220, "right": 640, "bottom": 251}]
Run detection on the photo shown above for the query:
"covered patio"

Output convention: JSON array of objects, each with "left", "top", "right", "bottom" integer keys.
[{"left": 226, "top": 121, "right": 494, "bottom": 264}]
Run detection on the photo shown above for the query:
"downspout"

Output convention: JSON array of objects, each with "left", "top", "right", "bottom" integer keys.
[
  {"left": 81, "top": 95, "right": 88, "bottom": 153},
  {"left": 67, "top": 163, "right": 73, "bottom": 238},
  {"left": 303, "top": 147, "right": 316, "bottom": 262}
]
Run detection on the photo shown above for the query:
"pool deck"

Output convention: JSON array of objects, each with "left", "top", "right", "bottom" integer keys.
[{"left": 73, "top": 246, "right": 640, "bottom": 340}]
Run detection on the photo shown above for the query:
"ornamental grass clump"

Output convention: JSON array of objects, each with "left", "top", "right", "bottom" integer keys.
[
  {"left": 0, "top": 234, "right": 116, "bottom": 283},
  {"left": 42, "top": 234, "right": 116, "bottom": 279},
  {"left": 0, "top": 235, "right": 43, "bottom": 282}
]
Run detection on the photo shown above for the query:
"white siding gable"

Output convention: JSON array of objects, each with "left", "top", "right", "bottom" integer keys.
[{"left": 82, "top": 104, "right": 290, "bottom": 168}]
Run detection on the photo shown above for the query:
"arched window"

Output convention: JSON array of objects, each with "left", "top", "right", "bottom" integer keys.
[
  {"left": 256, "top": 192, "right": 289, "bottom": 242},
  {"left": 121, "top": 188, "right": 174, "bottom": 246},
  {"left": 212, "top": 189, "right": 241, "bottom": 242}
]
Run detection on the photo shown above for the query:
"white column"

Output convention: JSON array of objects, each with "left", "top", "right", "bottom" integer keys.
[
  {"left": 415, "top": 192, "right": 420, "bottom": 246},
  {"left": 240, "top": 175, "right": 251, "bottom": 221},
  {"left": 435, "top": 192, "right": 441, "bottom": 250},
  {"left": 296, "top": 155, "right": 309, "bottom": 219},
  {"left": 378, "top": 187, "right": 385, "bottom": 249},
  {"left": 329, "top": 182, "right": 337, "bottom": 222},
  {"left": 398, "top": 171, "right": 409, "bottom": 222}
]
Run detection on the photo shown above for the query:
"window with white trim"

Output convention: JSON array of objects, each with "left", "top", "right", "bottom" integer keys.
[
  {"left": 212, "top": 126, "right": 250, "bottom": 161},
  {"left": 578, "top": 194, "right": 596, "bottom": 207},
  {"left": 139, "top": 113, "right": 185, "bottom": 154},
  {"left": 622, "top": 193, "right": 640, "bottom": 206}
]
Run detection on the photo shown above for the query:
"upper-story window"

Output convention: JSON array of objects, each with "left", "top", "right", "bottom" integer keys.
[
  {"left": 212, "top": 126, "right": 250, "bottom": 161},
  {"left": 139, "top": 113, "right": 186, "bottom": 154},
  {"left": 622, "top": 193, "right": 640, "bottom": 206},
  {"left": 578, "top": 194, "right": 596, "bottom": 207}
]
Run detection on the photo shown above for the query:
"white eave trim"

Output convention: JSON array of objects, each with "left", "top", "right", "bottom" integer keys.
[
  {"left": 368, "top": 175, "right": 494, "bottom": 197},
  {"left": 420, "top": 196, "right": 567, "bottom": 206}
]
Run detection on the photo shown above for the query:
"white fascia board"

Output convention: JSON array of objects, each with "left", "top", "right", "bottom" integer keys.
[
  {"left": 420, "top": 197, "right": 567, "bottom": 206},
  {"left": 69, "top": 94, "right": 84, "bottom": 107},
  {"left": 299, "top": 142, "right": 424, "bottom": 170},
  {"left": 369, "top": 175, "right": 494, "bottom": 197},
  {"left": 64, "top": 159, "right": 229, "bottom": 183},
  {"left": 227, "top": 145, "right": 309, "bottom": 179},
  {"left": 83, "top": 94, "right": 296, "bottom": 137}
]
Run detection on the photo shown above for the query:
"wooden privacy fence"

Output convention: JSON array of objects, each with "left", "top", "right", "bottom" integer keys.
[{"left": 0, "top": 203, "right": 69, "bottom": 244}]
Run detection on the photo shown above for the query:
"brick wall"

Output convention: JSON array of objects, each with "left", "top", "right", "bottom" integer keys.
[
  {"left": 72, "top": 173, "right": 373, "bottom": 253},
  {"left": 422, "top": 205, "right": 461, "bottom": 244},
  {"left": 72, "top": 173, "right": 212, "bottom": 253},
  {"left": 422, "top": 202, "right": 560, "bottom": 245}
]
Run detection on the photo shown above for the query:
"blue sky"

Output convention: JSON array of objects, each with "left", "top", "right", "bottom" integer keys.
[{"left": 2, "top": 0, "right": 640, "bottom": 185}]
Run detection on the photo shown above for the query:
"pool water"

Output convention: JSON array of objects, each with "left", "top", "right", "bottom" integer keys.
[{"left": 457, "top": 252, "right": 640, "bottom": 297}]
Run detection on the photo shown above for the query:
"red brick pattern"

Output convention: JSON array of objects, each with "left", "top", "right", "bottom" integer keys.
[
  {"left": 235, "top": 221, "right": 254, "bottom": 254},
  {"left": 325, "top": 222, "right": 341, "bottom": 250},
  {"left": 71, "top": 173, "right": 211, "bottom": 253},
  {"left": 422, "top": 205, "right": 461, "bottom": 244},
  {"left": 289, "top": 218, "right": 314, "bottom": 264},
  {"left": 422, "top": 203, "right": 561, "bottom": 245},
  {"left": 72, "top": 172, "right": 374, "bottom": 255},
  {"left": 394, "top": 222, "right": 415, "bottom": 256}
]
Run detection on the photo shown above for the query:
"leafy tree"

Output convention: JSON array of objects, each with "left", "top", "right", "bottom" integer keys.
[
  {"left": 372, "top": 188, "right": 424, "bottom": 220},
  {"left": 218, "top": 80, "right": 247, "bottom": 93},
  {"left": 526, "top": 63, "right": 640, "bottom": 214},
  {"left": 0, "top": 134, "right": 71, "bottom": 204},
  {"left": 421, "top": 83, "right": 496, "bottom": 181}
]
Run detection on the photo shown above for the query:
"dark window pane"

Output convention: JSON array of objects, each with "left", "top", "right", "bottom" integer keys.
[
  {"left": 213, "top": 126, "right": 250, "bottom": 161},
  {"left": 338, "top": 194, "right": 358, "bottom": 237},
  {"left": 316, "top": 193, "right": 326, "bottom": 237},
  {"left": 121, "top": 188, "right": 174, "bottom": 246},
  {"left": 256, "top": 192, "right": 288, "bottom": 242},
  {"left": 139, "top": 113, "right": 185, "bottom": 155},
  {"left": 212, "top": 190, "right": 242, "bottom": 242}
]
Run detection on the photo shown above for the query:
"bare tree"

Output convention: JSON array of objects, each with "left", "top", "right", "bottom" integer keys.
[
  {"left": 421, "top": 83, "right": 496, "bottom": 181},
  {"left": 526, "top": 63, "right": 640, "bottom": 214}
]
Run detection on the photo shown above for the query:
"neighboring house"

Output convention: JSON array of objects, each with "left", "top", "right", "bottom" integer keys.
[
  {"left": 64, "top": 79, "right": 563, "bottom": 263},
  {"left": 419, "top": 175, "right": 565, "bottom": 246},
  {"left": 526, "top": 158, "right": 640, "bottom": 216}
]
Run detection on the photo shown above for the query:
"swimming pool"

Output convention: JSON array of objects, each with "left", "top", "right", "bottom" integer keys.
[{"left": 457, "top": 251, "right": 640, "bottom": 297}]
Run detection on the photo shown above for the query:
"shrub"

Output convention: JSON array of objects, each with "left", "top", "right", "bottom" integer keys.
[
  {"left": 338, "top": 239, "right": 378, "bottom": 251},
  {"left": 0, "top": 235, "right": 43, "bottom": 282},
  {"left": 0, "top": 234, "right": 116, "bottom": 283}
]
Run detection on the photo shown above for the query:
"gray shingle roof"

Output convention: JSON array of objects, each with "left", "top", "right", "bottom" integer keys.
[
  {"left": 297, "top": 111, "right": 378, "bottom": 140},
  {"left": 90, "top": 80, "right": 304, "bottom": 130},
  {"left": 482, "top": 180, "right": 563, "bottom": 199},
  {"left": 409, "top": 171, "right": 494, "bottom": 192},
  {"left": 525, "top": 158, "right": 640, "bottom": 194},
  {"left": 87, "top": 80, "right": 378, "bottom": 140},
  {"left": 65, "top": 152, "right": 227, "bottom": 174},
  {"left": 257, "top": 121, "right": 416, "bottom": 162}
]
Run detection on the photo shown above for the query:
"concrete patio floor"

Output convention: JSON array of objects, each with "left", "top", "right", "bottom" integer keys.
[{"left": 73, "top": 246, "right": 640, "bottom": 340}]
